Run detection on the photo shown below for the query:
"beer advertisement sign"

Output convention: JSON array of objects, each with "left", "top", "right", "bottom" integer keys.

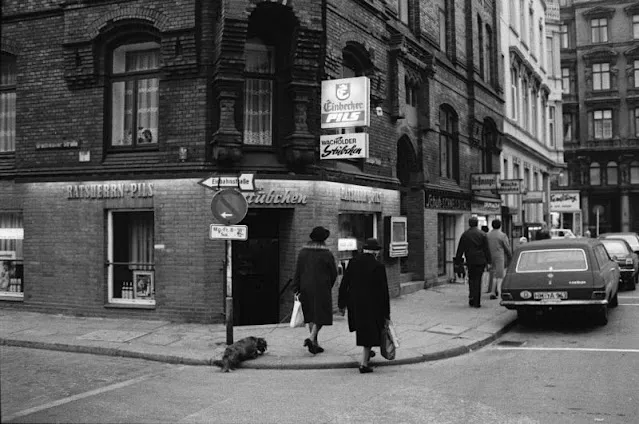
[
  {"left": 319, "top": 133, "right": 369, "bottom": 160},
  {"left": 321, "top": 77, "right": 370, "bottom": 129}
]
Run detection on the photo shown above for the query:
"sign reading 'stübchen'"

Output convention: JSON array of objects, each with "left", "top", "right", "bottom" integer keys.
[
  {"left": 319, "top": 133, "right": 368, "bottom": 159},
  {"left": 321, "top": 77, "right": 370, "bottom": 129}
]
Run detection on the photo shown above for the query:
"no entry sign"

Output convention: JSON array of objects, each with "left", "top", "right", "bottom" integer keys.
[{"left": 211, "top": 189, "right": 248, "bottom": 225}]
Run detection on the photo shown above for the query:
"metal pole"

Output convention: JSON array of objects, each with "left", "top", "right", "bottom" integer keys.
[
  {"left": 596, "top": 210, "right": 600, "bottom": 237},
  {"left": 225, "top": 239, "right": 233, "bottom": 345}
]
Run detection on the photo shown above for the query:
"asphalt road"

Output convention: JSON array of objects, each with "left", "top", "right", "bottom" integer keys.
[{"left": 2, "top": 292, "right": 638, "bottom": 424}]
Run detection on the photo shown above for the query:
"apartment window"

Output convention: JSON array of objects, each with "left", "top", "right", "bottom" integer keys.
[
  {"left": 631, "top": 161, "right": 639, "bottom": 184},
  {"left": 405, "top": 78, "right": 418, "bottom": 107},
  {"left": 440, "top": 1, "right": 454, "bottom": 59},
  {"left": 549, "top": 106, "right": 556, "bottom": 146},
  {"left": 529, "top": 10, "right": 535, "bottom": 50},
  {"left": 559, "top": 24, "right": 569, "bottom": 48},
  {"left": 562, "top": 67, "right": 571, "bottom": 93},
  {"left": 109, "top": 41, "right": 159, "bottom": 149},
  {"left": 593, "top": 110, "right": 613, "bottom": 139},
  {"left": 520, "top": 0, "right": 526, "bottom": 43},
  {"left": 546, "top": 37, "right": 553, "bottom": 72},
  {"left": 634, "top": 60, "right": 639, "bottom": 88},
  {"left": 531, "top": 89, "right": 538, "bottom": 136},
  {"left": 563, "top": 113, "right": 573, "bottom": 141},
  {"left": 439, "top": 105, "right": 458, "bottom": 181},
  {"left": 398, "top": 0, "right": 409, "bottom": 25},
  {"left": 542, "top": 98, "right": 547, "bottom": 145},
  {"left": 592, "top": 63, "right": 610, "bottom": 90},
  {"left": 478, "top": 16, "right": 484, "bottom": 78},
  {"left": 510, "top": 69, "right": 519, "bottom": 120},
  {"left": 591, "top": 18, "right": 608, "bottom": 43},
  {"left": 607, "top": 162, "right": 618, "bottom": 186},
  {"left": 244, "top": 39, "right": 275, "bottom": 146},
  {"left": 485, "top": 25, "right": 493, "bottom": 84},
  {"left": 635, "top": 108, "right": 639, "bottom": 137},
  {"left": 522, "top": 80, "right": 529, "bottom": 130},
  {"left": 0, "top": 53, "right": 16, "bottom": 153},
  {"left": 524, "top": 168, "right": 530, "bottom": 191},
  {"left": 0, "top": 212, "right": 23, "bottom": 298},
  {"left": 590, "top": 163, "right": 601, "bottom": 185},
  {"left": 107, "top": 210, "right": 155, "bottom": 305},
  {"left": 634, "top": 15, "right": 639, "bottom": 39},
  {"left": 509, "top": 2, "right": 517, "bottom": 30}
]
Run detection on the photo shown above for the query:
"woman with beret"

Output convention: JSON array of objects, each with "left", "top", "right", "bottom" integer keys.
[
  {"left": 338, "top": 237, "right": 390, "bottom": 373},
  {"left": 292, "top": 226, "right": 338, "bottom": 354}
]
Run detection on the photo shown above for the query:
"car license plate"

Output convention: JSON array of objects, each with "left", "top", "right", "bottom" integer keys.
[{"left": 534, "top": 291, "right": 567, "bottom": 301}]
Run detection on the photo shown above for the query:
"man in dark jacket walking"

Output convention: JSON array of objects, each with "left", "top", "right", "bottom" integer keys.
[{"left": 455, "top": 216, "right": 492, "bottom": 308}]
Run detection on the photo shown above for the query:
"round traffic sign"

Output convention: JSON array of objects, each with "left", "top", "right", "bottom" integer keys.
[{"left": 211, "top": 189, "right": 248, "bottom": 225}]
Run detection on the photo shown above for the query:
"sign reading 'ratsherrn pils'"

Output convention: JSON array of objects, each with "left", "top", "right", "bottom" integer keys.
[
  {"left": 319, "top": 133, "right": 368, "bottom": 159},
  {"left": 320, "top": 76, "right": 370, "bottom": 129}
]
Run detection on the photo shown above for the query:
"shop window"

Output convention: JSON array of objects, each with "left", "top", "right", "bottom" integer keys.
[
  {"left": 438, "top": 214, "right": 457, "bottom": 277},
  {"left": 631, "top": 161, "right": 639, "bottom": 184},
  {"left": 591, "top": 18, "right": 608, "bottom": 43},
  {"left": 107, "top": 210, "right": 155, "bottom": 305},
  {"left": 439, "top": 105, "right": 459, "bottom": 182},
  {"left": 0, "top": 53, "right": 16, "bottom": 153},
  {"left": 0, "top": 212, "right": 23, "bottom": 299},
  {"left": 590, "top": 163, "right": 601, "bottom": 185},
  {"left": 607, "top": 161, "right": 618, "bottom": 186},
  {"left": 244, "top": 38, "right": 274, "bottom": 146},
  {"left": 592, "top": 63, "right": 610, "bottom": 90},
  {"left": 109, "top": 41, "right": 160, "bottom": 149},
  {"left": 338, "top": 213, "right": 376, "bottom": 255}
]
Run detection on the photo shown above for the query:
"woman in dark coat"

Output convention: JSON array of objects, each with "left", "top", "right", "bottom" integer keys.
[
  {"left": 338, "top": 238, "right": 390, "bottom": 373},
  {"left": 292, "top": 226, "right": 338, "bottom": 354}
]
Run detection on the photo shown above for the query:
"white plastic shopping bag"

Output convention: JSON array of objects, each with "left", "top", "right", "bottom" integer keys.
[{"left": 289, "top": 294, "right": 305, "bottom": 328}]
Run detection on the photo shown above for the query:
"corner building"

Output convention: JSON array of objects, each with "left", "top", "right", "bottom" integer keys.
[{"left": 0, "top": 0, "right": 505, "bottom": 323}]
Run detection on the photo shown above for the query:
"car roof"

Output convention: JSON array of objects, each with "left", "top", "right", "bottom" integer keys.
[
  {"left": 599, "top": 232, "right": 639, "bottom": 238},
  {"left": 517, "top": 238, "right": 600, "bottom": 252}
]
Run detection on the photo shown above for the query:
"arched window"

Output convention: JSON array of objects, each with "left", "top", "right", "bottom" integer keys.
[
  {"left": 631, "top": 161, "right": 639, "bottom": 184},
  {"left": 606, "top": 161, "right": 618, "bottom": 185},
  {"left": 244, "top": 37, "right": 275, "bottom": 146},
  {"left": 590, "top": 162, "right": 601, "bottom": 185},
  {"left": 109, "top": 39, "right": 160, "bottom": 149},
  {"left": 439, "top": 105, "right": 459, "bottom": 181},
  {"left": 0, "top": 52, "right": 16, "bottom": 152}
]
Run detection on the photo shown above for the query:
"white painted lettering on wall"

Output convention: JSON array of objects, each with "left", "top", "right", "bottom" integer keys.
[
  {"left": 244, "top": 189, "right": 307, "bottom": 205},
  {"left": 340, "top": 188, "right": 382, "bottom": 203},
  {"left": 67, "top": 183, "right": 154, "bottom": 199}
]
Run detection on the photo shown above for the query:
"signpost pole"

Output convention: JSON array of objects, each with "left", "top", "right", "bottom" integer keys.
[{"left": 225, "top": 239, "right": 233, "bottom": 345}]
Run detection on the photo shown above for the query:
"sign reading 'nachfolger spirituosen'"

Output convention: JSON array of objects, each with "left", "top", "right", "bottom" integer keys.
[
  {"left": 321, "top": 76, "right": 370, "bottom": 129},
  {"left": 319, "top": 133, "right": 369, "bottom": 159}
]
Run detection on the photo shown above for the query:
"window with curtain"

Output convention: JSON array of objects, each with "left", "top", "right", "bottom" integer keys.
[
  {"left": 593, "top": 63, "right": 610, "bottom": 90},
  {"left": 590, "top": 163, "right": 601, "bottom": 185},
  {"left": 439, "top": 106, "right": 458, "bottom": 181},
  {"left": 562, "top": 68, "right": 571, "bottom": 93},
  {"left": 0, "top": 53, "right": 16, "bottom": 153},
  {"left": 607, "top": 162, "right": 618, "bottom": 186},
  {"left": 0, "top": 211, "right": 23, "bottom": 297},
  {"left": 631, "top": 161, "right": 639, "bottom": 184},
  {"left": 244, "top": 39, "right": 274, "bottom": 146},
  {"left": 107, "top": 210, "right": 155, "bottom": 304},
  {"left": 110, "top": 41, "right": 160, "bottom": 149},
  {"left": 563, "top": 113, "right": 572, "bottom": 141},
  {"left": 593, "top": 109, "right": 612, "bottom": 139},
  {"left": 591, "top": 18, "right": 608, "bottom": 43}
]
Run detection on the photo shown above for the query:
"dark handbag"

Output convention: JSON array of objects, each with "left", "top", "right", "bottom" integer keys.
[{"left": 380, "top": 320, "right": 396, "bottom": 360}]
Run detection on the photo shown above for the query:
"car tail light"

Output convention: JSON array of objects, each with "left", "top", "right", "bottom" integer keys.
[
  {"left": 591, "top": 291, "right": 606, "bottom": 300},
  {"left": 626, "top": 259, "right": 633, "bottom": 265}
]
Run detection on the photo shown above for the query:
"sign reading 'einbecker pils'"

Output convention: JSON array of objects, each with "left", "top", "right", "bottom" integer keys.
[
  {"left": 321, "top": 77, "right": 370, "bottom": 129},
  {"left": 320, "top": 133, "right": 368, "bottom": 159}
]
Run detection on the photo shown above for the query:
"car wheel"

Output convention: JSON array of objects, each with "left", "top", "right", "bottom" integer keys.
[
  {"left": 595, "top": 305, "right": 608, "bottom": 326},
  {"left": 610, "top": 289, "right": 619, "bottom": 308}
]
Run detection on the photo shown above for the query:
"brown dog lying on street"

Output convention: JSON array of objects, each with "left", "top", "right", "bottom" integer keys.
[{"left": 213, "top": 336, "right": 267, "bottom": 372}]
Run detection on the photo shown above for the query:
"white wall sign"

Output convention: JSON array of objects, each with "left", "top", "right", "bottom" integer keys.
[
  {"left": 471, "top": 173, "right": 500, "bottom": 191},
  {"left": 498, "top": 179, "right": 523, "bottom": 194},
  {"left": 320, "top": 133, "right": 369, "bottom": 159},
  {"left": 338, "top": 238, "right": 358, "bottom": 251},
  {"left": 321, "top": 76, "right": 370, "bottom": 129},
  {"left": 551, "top": 192, "right": 580, "bottom": 211}
]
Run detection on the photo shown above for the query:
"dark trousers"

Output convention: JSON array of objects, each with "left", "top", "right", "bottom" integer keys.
[{"left": 467, "top": 264, "right": 485, "bottom": 306}]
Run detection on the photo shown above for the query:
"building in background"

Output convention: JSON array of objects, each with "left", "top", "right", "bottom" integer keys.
[
  {"left": 499, "top": 0, "right": 565, "bottom": 242},
  {"left": 559, "top": 0, "right": 639, "bottom": 236}
]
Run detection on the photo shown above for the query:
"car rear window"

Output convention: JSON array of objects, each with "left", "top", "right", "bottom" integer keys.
[
  {"left": 516, "top": 248, "right": 588, "bottom": 272},
  {"left": 601, "top": 241, "right": 629, "bottom": 256},
  {"left": 608, "top": 235, "right": 639, "bottom": 251}
]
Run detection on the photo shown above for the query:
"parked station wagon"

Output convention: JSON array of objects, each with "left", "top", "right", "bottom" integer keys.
[{"left": 500, "top": 238, "right": 620, "bottom": 325}]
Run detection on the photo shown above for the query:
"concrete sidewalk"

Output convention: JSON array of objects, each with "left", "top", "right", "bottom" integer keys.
[{"left": 0, "top": 282, "right": 517, "bottom": 370}]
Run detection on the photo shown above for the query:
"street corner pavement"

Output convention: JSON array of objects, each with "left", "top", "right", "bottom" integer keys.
[{"left": 0, "top": 283, "right": 517, "bottom": 370}]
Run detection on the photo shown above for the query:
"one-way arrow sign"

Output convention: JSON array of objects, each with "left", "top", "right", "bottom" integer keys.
[{"left": 199, "top": 173, "right": 255, "bottom": 191}]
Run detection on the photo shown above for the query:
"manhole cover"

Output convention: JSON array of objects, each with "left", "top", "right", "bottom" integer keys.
[{"left": 497, "top": 340, "right": 525, "bottom": 347}]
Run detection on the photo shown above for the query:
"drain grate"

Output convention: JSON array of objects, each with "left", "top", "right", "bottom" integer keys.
[{"left": 497, "top": 340, "right": 525, "bottom": 347}]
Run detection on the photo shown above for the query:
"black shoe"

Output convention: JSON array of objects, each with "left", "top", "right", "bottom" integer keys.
[
  {"left": 359, "top": 365, "right": 374, "bottom": 373},
  {"left": 490, "top": 294, "right": 498, "bottom": 300},
  {"left": 369, "top": 350, "right": 376, "bottom": 358},
  {"left": 473, "top": 304, "right": 481, "bottom": 308},
  {"left": 304, "top": 338, "right": 317, "bottom": 354},
  {"left": 314, "top": 344, "right": 324, "bottom": 353}
]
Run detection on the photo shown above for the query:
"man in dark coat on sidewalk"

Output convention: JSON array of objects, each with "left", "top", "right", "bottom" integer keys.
[
  {"left": 455, "top": 216, "right": 492, "bottom": 308},
  {"left": 338, "top": 238, "right": 390, "bottom": 373}
]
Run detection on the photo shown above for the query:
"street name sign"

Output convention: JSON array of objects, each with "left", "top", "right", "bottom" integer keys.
[
  {"left": 199, "top": 173, "right": 255, "bottom": 191},
  {"left": 210, "top": 189, "right": 249, "bottom": 225},
  {"left": 210, "top": 224, "right": 248, "bottom": 241}
]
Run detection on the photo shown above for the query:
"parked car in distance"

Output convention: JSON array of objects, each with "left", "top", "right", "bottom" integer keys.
[
  {"left": 500, "top": 238, "right": 619, "bottom": 325},
  {"left": 550, "top": 228, "right": 576, "bottom": 239},
  {"left": 598, "top": 232, "right": 639, "bottom": 254},
  {"left": 600, "top": 238, "right": 638, "bottom": 291}
]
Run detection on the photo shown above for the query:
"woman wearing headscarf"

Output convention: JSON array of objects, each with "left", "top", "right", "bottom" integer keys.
[
  {"left": 292, "top": 226, "right": 338, "bottom": 354},
  {"left": 338, "top": 238, "right": 390, "bottom": 373}
]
